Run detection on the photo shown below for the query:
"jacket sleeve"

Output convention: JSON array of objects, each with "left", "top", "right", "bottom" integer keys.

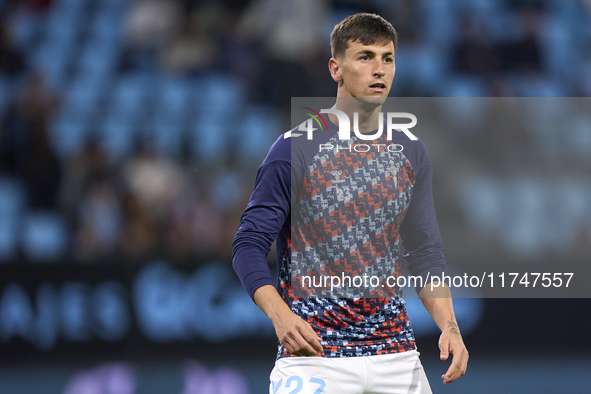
[
  {"left": 232, "top": 159, "right": 291, "bottom": 300},
  {"left": 399, "top": 140, "right": 447, "bottom": 295}
]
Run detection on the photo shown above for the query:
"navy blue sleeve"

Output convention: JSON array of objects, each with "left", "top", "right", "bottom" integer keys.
[
  {"left": 232, "top": 138, "right": 291, "bottom": 300},
  {"left": 399, "top": 140, "right": 447, "bottom": 295}
]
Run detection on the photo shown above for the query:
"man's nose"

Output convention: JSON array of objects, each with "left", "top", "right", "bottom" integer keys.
[{"left": 374, "top": 60, "right": 385, "bottom": 77}]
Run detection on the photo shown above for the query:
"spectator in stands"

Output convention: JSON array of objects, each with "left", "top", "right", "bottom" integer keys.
[
  {"left": 119, "top": 190, "right": 159, "bottom": 260},
  {"left": 20, "top": 0, "right": 53, "bottom": 13},
  {"left": 122, "top": 143, "right": 184, "bottom": 222},
  {"left": 73, "top": 175, "right": 122, "bottom": 263},
  {"left": 1, "top": 72, "right": 60, "bottom": 208},
  {"left": 119, "top": 143, "right": 184, "bottom": 259},
  {"left": 236, "top": 0, "right": 329, "bottom": 105},
  {"left": 453, "top": 16, "right": 499, "bottom": 77},
  {"left": 161, "top": 3, "right": 223, "bottom": 74},
  {"left": 59, "top": 138, "right": 115, "bottom": 222},
  {"left": 0, "top": 25, "right": 25, "bottom": 77},
  {"left": 500, "top": 3, "right": 544, "bottom": 75},
  {"left": 1, "top": 72, "right": 56, "bottom": 174},
  {"left": 122, "top": 0, "right": 182, "bottom": 71},
  {"left": 18, "top": 115, "right": 61, "bottom": 209}
]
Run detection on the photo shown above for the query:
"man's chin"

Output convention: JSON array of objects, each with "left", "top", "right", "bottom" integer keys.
[{"left": 354, "top": 95, "right": 388, "bottom": 108}]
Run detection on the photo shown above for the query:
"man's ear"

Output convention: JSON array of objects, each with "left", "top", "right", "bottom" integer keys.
[{"left": 329, "top": 58, "right": 342, "bottom": 82}]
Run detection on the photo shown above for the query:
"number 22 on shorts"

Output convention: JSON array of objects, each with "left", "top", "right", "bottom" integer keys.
[{"left": 272, "top": 376, "right": 326, "bottom": 393}]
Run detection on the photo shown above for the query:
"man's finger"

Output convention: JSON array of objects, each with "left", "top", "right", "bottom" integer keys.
[
  {"left": 282, "top": 339, "right": 295, "bottom": 355},
  {"left": 307, "top": 337, "right": 323, "bottom": 354},
  {"left": 292, "top": 345, "right": 313, "bottom": 357},
  {"left": 439, "top": 338, "right": 450, "bottom": 360},
  {"left": 302, "top": 325, "right": 323, "bottom": 354},
  {"left": 442, "top": 366, "right": 460, "bottom": 384},
  {"left": 442, "top": 358, "right": 460, "bottom": 380},
  {"left": 288, "top": 344, "right": 311, "bottom": 357},
  {"left": 442, "top": 353, "right": 467, "bottom": 384},
  {"left": 291, "top": 332, "right": 319, "bottom": 356},
  {"left": 283, "top": 337, "right": 310, "bottom": 357}
]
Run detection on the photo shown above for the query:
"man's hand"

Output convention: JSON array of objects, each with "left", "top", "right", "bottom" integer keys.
[
  {"left": 419, "top": 283, "right": 469, "bottom": 384},
  {"left": 253, "top": 285, "right": 323, "bottom": 357},
  {"left": 439, "top": 320, "right": 468, "bottom": 384},
  {"left": 273, "top": 311, "right": 323, "bottom": 357}
]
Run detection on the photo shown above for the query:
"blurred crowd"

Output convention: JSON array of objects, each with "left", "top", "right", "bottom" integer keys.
[{"left": 0, "top": 0, "right": 590, "bottom": 263}]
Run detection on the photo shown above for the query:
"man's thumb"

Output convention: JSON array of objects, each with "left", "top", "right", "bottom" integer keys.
[{"left": 440, "top": 345, "right": 449, "bottom": 360}]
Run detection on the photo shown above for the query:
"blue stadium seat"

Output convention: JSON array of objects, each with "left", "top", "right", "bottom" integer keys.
[
  {"left": 499, "top": 177, "right": 547, "bottom": 258},
  {"left": 419, "top": 0, "right": 458, "bottom": 43},
  {"left": 191, "top": 118, "right": 226, "bottom": 163},
  {"left": 394, "top": 46, "right": 449, "bottom": 92},
  {"left": 78, "top": 39, "right": 119, "bottom": 81},
  {"left": 21, "top": 210, "right": 69, "bottom": 262},
  {"left": 91, "top": 8, "right": 124, "bottom": 42},
  {"left": 190, "top": 75, "right": 207, "bottom": 103},
  {"left": 150, "top": 114, "right": 185, "bottom": 158},
  {"left": 107, "top": 74, "right": 153, "bottom": 121},
  {"left": 10, "top": 10, "right": 42, "bottom": 51},
  {"left": 449, "top": 0, "right": 500, "bottom": 15},
  {"left": 32, "top": 39, "right": 73, "bottom": 90},
  {"left": 237, "top": 105, "right": 279, "bottom": 162},
  {"left": 441, "top": 76, "right": 489, "bottom": 97},
  {"left": 100, "top": 0, "right": 131, "bottom": 11},
  {"left": 0, "top": 78, "right": 12, "bottom": 119},
  {"left": 62, "top": 74, "right": 108, "bottom": 120},
  {"left": 49, "top": 115, "right": 91, "bottom": 159},
  {"left": 100, "top": 115, "right": 136, "bottom": 161},
  {"left": 210, "top": 171, "right": 243, "bottom": 210},
  {"left": 552, "top": 178, "right": 589, "bottom": 249},
  {"left": 512, "top": 77, "right": 565, "bottom": 98},
  {"left": 189, "top": 87, "right": 240, "bottom": 161},
  {"left": 192, "top": 73, "right": 238, "bottom": 131},
  {"left": 0, "top": 216, "right": 18, "bottom": 262},
  {"left": 0, "top": 178, "right": 26, "bottom": 261},
  {"left": 459, "top": 176, "right": 503, "bottom": 234},
  {"left": 438, "top": 95, "right": 487, "bottom": 134},
  {"left": 45, "top": 6, "right": 81, "bottom": 43},
  {"left": 568, "top": 115, "right": 591, "bottom": 163},
  {"left": 158, "top": 77, "right": 191, "bottom": 119},
  {"left": 540, "top": 17, "right": 575, "bottom": 81},
  {"left": 55, "top": 0, "right": 89, "bottom": 12},
  {"left": 199, "top": 73, "right": 245, "bottom": 116},
  {"left": 0, "top": 176, "right": 26, "bottom": 210}
]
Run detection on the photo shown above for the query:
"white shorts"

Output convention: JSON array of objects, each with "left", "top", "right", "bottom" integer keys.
[{"left": 269, "top": 350, "right": 432, "bottom": 394}]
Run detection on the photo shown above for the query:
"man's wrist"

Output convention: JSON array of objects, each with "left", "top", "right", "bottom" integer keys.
[
  {"left": 268, "top": 304, "right": 296, "bottom": 325},
  {"left": 442, "top": 320, "right": 461, "bottom": 336}
]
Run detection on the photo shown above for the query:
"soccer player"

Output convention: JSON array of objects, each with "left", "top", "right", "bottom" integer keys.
[{"left": 233, "top": 13, "right": 468, "bottom": 394}]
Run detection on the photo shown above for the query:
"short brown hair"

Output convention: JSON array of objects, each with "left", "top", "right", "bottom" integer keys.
[{"left": 330, "top": 13, "right": 398, "bottom": 58}]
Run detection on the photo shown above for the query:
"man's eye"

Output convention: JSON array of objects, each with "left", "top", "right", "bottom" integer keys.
[
  {"left": 384, "top": 57, "right": 393, "bottom": 63},
  {"left": 360, "top": 55, "right": 369, "bottom": 60}
]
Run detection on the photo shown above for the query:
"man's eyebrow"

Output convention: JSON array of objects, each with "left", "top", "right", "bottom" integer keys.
[
  {"left": 354, "top": 50, "right": 394, "bottom": 57},
  {"left": 354, "top": 50, "right": 376, "bottom": 56}
]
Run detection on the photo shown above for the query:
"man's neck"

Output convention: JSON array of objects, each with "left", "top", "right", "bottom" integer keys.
[{"left": 328, "top": 97, "right": 383, "bottom": 134}]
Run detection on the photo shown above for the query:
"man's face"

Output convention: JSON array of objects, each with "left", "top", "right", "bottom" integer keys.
[{"left": 332, "top": 39, "right": 396, "bottom": 104}]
